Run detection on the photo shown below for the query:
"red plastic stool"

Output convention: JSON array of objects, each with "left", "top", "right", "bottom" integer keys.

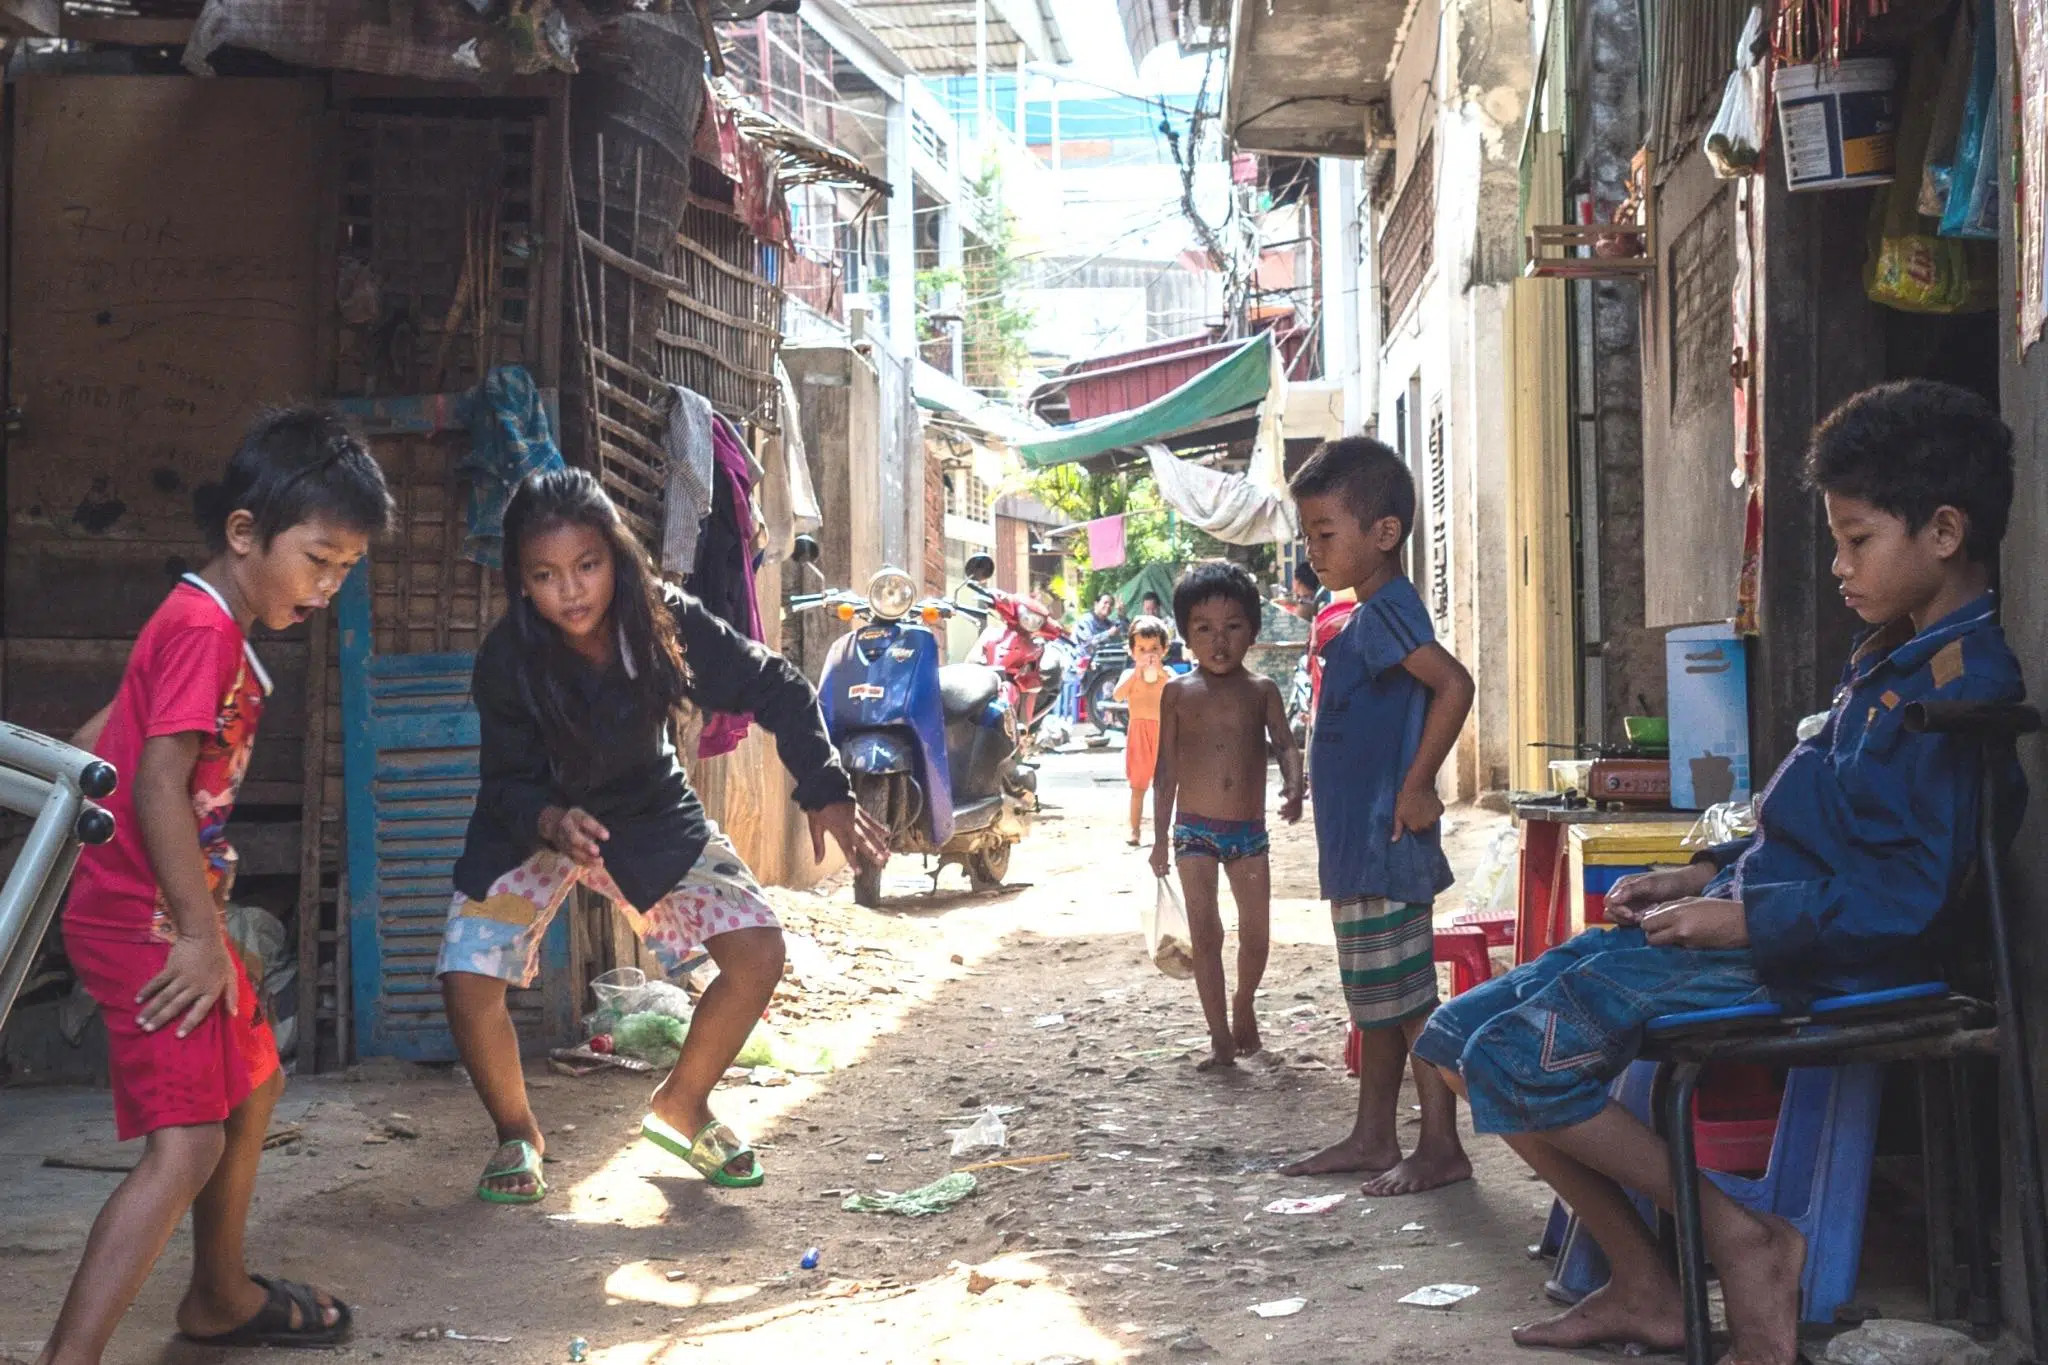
[
  {"left": 1452, "top": 907, "right": 1516, "bottom": 949},
  {"left": 1691, "top": 1063, "right": 1784, "bottom": 1175},
  {"left": 1341, "top": 927, "right": 1494, "bottom": 1076},
  {"left": 1434, "top": 923, "right": 1493, "bottom": 996}
]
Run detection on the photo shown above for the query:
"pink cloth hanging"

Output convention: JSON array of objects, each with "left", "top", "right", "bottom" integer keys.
[
  {"left": 1086, "top": 514, "right": 1127, "bottom": 570},
  {"left": 697, "top": 418, "right": 762, "bottom": 760}
]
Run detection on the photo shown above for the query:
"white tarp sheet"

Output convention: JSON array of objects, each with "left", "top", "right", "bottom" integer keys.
[{"left": 1144, "top": 444, "right": 1297, "bottom": 545}]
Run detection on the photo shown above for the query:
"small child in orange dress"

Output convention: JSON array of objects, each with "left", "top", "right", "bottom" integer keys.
[{"left": 1114, "top": 617, "right": 1173, "bottom": 846}]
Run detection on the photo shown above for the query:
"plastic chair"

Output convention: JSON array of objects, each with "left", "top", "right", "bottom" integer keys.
[
  {"left": 1433, "top": 923, "right": 1492, "bottom": 997},
  {"left": 1548, "top": 1059, "right": 1866, "bottom": 1323},
  {"left": 1559, "top": 702, "right": 2048, "bottom": 1365},
  {"left": 0, "top": 723, "right": 118, "bottom": 1034}
]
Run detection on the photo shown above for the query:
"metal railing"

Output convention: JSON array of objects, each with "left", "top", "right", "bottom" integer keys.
[{"left": 0, "top": 724, "right": 117, "bottom": 1035}]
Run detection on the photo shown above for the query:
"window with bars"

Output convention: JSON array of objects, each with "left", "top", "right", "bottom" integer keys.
[
  {"left": 1426, "top": 404, "right": 1450, "bottom": 629},
  {"left": 945, "top": 471, "right": 994, "bottom": 522},
  {"left": 1380, "top": 136, "right": 1436, "bottom": 328}
]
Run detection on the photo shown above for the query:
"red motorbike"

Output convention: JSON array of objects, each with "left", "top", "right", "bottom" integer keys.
[{"left": 961, "top": 581, "right": 1069, "bottom": 750}]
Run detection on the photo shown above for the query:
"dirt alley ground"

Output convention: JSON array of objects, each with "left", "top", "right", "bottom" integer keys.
[{"left": 1, "top": 743, "right": 1626, "bottom": 1365}]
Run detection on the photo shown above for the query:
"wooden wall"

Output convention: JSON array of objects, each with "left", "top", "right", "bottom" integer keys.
[{"left": 5, "top": 74, "right": 324, "bottom": 853}]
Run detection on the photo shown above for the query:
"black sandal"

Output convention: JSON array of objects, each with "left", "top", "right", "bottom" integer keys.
[{"left": 181, "top": 1274, "right": 352, "bottom": 1348}]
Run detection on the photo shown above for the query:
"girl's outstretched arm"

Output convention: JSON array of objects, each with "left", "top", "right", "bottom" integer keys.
[{"left": 671, "top": 590, "right": 852, "bottom": 811}]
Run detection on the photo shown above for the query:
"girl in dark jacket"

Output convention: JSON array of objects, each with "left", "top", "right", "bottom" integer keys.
[{"left": 438, "top": 469, "right": 882, "bottom": 1199}]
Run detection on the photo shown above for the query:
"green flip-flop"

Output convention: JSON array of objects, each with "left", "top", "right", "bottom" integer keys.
[
  {"left": 641, "top": 1113, "right": 765, "bottom": 1189},
  {"left": 475, "top": 1138, "right": 547, "bottom": 1205}
]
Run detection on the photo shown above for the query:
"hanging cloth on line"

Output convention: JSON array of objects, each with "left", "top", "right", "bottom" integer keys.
[
  {"left": 1143, "top": 444, "right": 1296, "bottom": 545},
  {"left": 1086, "top": 515, "right": 1127, "bottom": 570},
  {"left": 458, "top": 365, "right": 566, "bottom": 568},
  {"left": 692, "top": 416, "right": 765, "bottom": 760},
  {"left": 661, "top": 384, "right": 718, "bottom": 577}
]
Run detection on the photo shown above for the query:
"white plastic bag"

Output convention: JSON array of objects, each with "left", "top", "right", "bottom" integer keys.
[
  {"left": 1144, "top": 876, "right": 1196, "bottom": 980},
  {"left": 589, "top": 966, "right": 694, "bottom": 1029},
  {"left": 948, "top": 1108, "right": 1009, "bottom": 1156},
  {"left": 1705, "top": 8, "right": 1768, "bottom": 178}
]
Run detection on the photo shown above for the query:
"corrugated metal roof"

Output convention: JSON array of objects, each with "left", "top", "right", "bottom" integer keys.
[{"left": 837, "top": 0, "right": 1067, "bottom": 75}]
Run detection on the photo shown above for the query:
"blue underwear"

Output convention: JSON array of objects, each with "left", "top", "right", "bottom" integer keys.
[{"left": 1171, "top": 813, "right": 1270, "bottom": 863}]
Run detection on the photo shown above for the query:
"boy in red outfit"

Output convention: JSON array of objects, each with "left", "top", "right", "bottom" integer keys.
[{"left": 40, "top": 409, "right": 392, "bottom": 1364}]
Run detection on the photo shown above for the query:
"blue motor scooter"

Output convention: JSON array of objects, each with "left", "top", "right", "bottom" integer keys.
[{"left": 800, "top": 567, "right": 1037, "bottom": 908}]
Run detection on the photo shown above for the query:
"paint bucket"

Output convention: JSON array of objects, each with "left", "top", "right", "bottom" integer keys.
[{"left": 1774, "top": 59, "right": 1897, "bottom": 191}]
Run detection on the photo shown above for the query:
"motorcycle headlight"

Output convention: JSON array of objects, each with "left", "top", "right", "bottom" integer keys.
[
  {"left": 1018, "top": 607, "right": 1045, "bottom": 632},
  {"left": 867, "top": 568, "right": 918, "bottom": 621}
]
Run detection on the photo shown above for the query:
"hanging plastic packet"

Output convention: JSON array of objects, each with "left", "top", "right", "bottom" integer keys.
[
  {"left": 1705, "top": 8, "right": 1769, "bottom": 178},
  {"left": 1143, "top": 876, "right": 1196, "bottom": 980},
  {"left": 1938, "top": 0, "right": 2000, "bottom": 240}
]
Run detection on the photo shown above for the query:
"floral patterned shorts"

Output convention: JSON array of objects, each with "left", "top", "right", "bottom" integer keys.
[{"left": 434, "top": 826, "right": 780, "bottom": 988}]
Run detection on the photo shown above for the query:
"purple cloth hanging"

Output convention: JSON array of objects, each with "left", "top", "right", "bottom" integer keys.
[{"left": 696, "top": 417, "right": 762, "bottom": 759}]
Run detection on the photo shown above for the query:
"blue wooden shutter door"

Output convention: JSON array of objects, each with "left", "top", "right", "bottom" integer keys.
[{"left": 339, "top": 563, "right": 573, "bottom": 1060}]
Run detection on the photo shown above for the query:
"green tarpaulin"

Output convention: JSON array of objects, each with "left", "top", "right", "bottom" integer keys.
[{"left": 1017, "top": 334, "right": 1275, "bottom": 469}]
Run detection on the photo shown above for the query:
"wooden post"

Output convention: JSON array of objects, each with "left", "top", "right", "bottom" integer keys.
[{"left": 294, "top": 614, "right": 332, "bottom": 1073}]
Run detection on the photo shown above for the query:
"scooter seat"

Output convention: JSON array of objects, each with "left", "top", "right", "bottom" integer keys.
[{"left": 940, "top": 664, "right": 1001, "bottom": 719}]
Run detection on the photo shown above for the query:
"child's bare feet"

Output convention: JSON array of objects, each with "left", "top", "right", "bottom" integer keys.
[
  {"left": 1714, "top": 1211, "right": 1806, "bottom": 1365},
  {"left": 1196, "top": 1041, "right": 1237, "bottom": 1072},
  {"left": 1281, "top": 1134, "right": 1399, "bottom": 1177},
  {"left": 1360, "top": 1134, "right": 1472, "bottom": 1196},
  {"left": 1510, "top": 1279, "right": 1685, "bottom": 1352}
]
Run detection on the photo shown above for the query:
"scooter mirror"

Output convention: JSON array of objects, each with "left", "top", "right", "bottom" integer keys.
[{"left": 791, "top": 535, "right": 822, "bottom": 566}]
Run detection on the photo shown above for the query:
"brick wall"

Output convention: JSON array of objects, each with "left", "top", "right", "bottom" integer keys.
[{"left": 923, "top": 448, "right": 947, "bottom": 597}]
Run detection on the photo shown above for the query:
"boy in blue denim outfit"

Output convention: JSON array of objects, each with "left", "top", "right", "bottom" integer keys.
[
  {"left": 1413, "top": 381, "right": 2024, "bottom": 1365},
  {"left": 1279, "top": 438, "right": 1477, "bottom": 1196}
]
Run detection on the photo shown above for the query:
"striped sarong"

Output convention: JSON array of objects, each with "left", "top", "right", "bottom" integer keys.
[{"left": 1333, "top": 897, "right": 1438, "bottom": 1028}]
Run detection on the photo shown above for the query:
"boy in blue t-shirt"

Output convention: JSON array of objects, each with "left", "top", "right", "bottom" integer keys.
[
  {"left": 1413, "top": 381, "right": 2024, "bottom": 1363},
  {"left": 1280, "top": 437, "right": 1476, "bottom": 1197}
]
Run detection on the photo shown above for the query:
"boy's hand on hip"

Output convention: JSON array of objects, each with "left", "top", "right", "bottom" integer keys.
[
  {"left": 1149, "top": 841, "right": 1171, "bottom": 879},
  {"left": 137, "top": 932, "right": 238, "bottom": 1037},
  {"left": 1391, "top": 786, "right": 1444, "bottom": 842},
  {"left": 811, "top": 800, "right": 888, "bottom": 867},
  {"left": 1640, "top": 897, "right": 1748, "bottom": 949},
  {"left": 1604, "top": 863, "right": 1718, "bottom": 925},
  {"left": 540, "top": 806, "right": 609, "bottom": 865}
]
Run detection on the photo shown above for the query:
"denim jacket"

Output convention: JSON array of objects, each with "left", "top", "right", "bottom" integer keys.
[{"left": 1703, "top": 594, "right": 2024, "bottom": 995}]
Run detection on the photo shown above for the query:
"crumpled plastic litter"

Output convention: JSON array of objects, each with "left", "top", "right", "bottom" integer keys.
[
  {"left": 611, "top": 1012, "right": 688, "bottom": 1068},
  {"left": 607, "top": 1009, "right": 833, "bottom": 1075},
  {"left": 841, "top": 1172, "right": 978, "bottom": 1216},
  {"left": 1400, "top": 1284, "right": 1482, "bottom": 1309},
  {"left": 947, "top": 1108, "right": 1009, "bottom": 1157},
  {"left": 1264, "top": 1194, "right": 1345, "bottom": 1215},
  {"left": 1249, "top": 1297, "right": 1306, "bottom": 1318},
  {"left": 589, "top": 967, "right": 693, "bottom": 1028},
  {"left": 1683, "top": 799, "right": 1757, "bottom": 848}
]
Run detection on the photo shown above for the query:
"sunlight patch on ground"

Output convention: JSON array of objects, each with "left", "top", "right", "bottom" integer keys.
[
  {"left": 556, "top": 907, "right": 1020, "bottom": 1226},
  {"left": 589, "top": 1262, "right": 1128, "bottom": 1365},
  {"left": 605, "top": 1261, "right": 763, "bottom": 1310}
]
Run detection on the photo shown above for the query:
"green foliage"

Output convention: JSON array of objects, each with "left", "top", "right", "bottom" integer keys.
[
  {"left": 915, "top": 267, "right": 961, "bottom": 341},
  {"left": 961, "top": 162, "right": 1033, "bottom": 395},
  {"left": 1028, "top": 462, "right": 1279, "bottom": 607}
]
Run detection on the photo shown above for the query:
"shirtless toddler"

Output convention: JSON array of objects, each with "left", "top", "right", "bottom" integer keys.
[{"left": 1149, "top": 562, "right": 1304, "bottom": 1070}]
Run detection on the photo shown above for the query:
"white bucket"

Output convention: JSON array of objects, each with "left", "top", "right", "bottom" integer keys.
[{"left": 1773, "top": 58, "right": 1897, "bottom": 191}]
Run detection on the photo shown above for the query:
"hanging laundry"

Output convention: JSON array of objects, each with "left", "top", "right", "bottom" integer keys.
[
  {"left": 693, "top": 417, "right": 766, "bottom": 759},
  {"left": 458, "top": 365, "right": 565, "bottom": 568},
  {"left": 1144, "top": 443, "right": 1296, "bottom": 545},
  {"left": 1087, "top": 515, "right": 1128, "bottom": 570},
  {"left": 661, "top": 384, "right": 718, "bottom": 577},
  {"left": 779, "top": 358, "right": 823, "bottom": 536}
]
